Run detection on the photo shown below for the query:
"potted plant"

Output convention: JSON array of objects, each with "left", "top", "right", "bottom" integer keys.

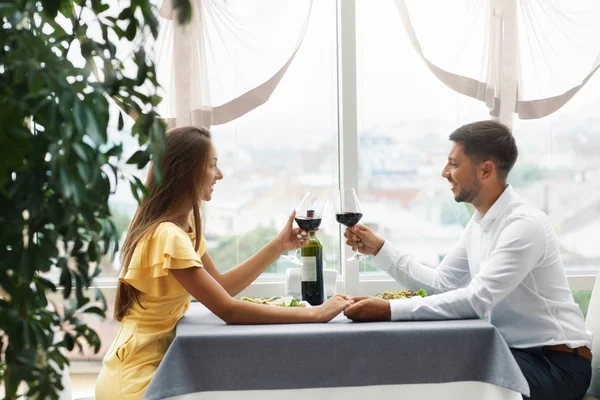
[{"left": 0, "top": 1, "right": 190, "bottom": 398}]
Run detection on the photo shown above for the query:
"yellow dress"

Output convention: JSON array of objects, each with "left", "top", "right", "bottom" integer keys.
[{"left": 95, "top": 222, "right": 206, "bottom": 400}]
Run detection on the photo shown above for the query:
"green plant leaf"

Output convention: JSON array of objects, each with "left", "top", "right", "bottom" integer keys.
[
  {"left": 125, "top": 19, "right": 137, "bottom": 41},
  {"left": 59, "top": 263, "right": 72, "bottom": 299},
  {"left": 106, "top": 143, "right": 123, "bottom": 158},
  {"left": 126, "top": 150, "right": 150, "bottom": 168},
  {"left": 129, "top": 179, "right": 141, "bottom": 204},
  {"left": 83, "top": 306, "right": 105, "bottom": 317},
  {"left": 63, "top": 333, "right": 74, "bottom": 351},
  {"left": 73, "top": 99, "right": 87, "bottom": 134},
  {"left": 1, "top": 0, "right": 179, "bottom": 394},
  {"left": 43, "top": 0, "right": 62, "bottom": 19},
  {"left": 132, "top": 175, "right": 150, "bottom": 198},
  {"left": 118, "top": 111, "right": 125, "bottom": 130}
]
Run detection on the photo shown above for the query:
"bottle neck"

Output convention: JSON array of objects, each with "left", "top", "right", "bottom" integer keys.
[{"left": 309, "top": 231, "right": 316, "bottom": 237}]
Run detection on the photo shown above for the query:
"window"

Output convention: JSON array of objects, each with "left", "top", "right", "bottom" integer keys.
[
  {"left": 349, "top": 0, "right": 599, "bottom": 294},
  {"left": 70, "top": 1, "right": 340, "bottom": 366},
  {"left": 512, "top": 72, "right": 600, "bottom": 276},
  {"left": 355, "top": 0, "right": 489, "bottom": 277},
  {"left": 75, "top": 1, "right": 598, "bottom": 368},
  {"left": 573, "top": 290, "right": 593, "bottom": 318},
  {"left": 206, "top": 0, "right": 339, "bottom": 276}
]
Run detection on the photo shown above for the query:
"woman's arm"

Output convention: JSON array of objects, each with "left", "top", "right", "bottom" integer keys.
[
  {"left": 170, "top": 266, "right": 353, "bottom": 324},
  {"left": 202, "top": 211, "right": 306, "bottom": 297},
  {"left": 201, "top": 243, "right": 280, "bottom": 297}
]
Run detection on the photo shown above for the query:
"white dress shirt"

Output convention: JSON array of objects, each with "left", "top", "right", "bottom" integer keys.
[{"left": 373, "top": 185, "right": 592, "bottom": 349}]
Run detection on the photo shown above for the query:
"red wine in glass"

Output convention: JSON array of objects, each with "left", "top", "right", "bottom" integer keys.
[
  {"left": 335, "top": 212, "right": 362, "bottom": 227},
  {"left": 334, "top": 188, "right": 367, "bottom": 261},
  {"left": 281, "top": 193, "right": 325, "bottom": 265},
  {"left": 294, "top": 217, "right": 322, "bottom": 231}
]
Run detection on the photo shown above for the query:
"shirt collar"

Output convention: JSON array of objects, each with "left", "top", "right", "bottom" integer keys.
[{"left": 473, "top": 184, "right": 516, "bottom": 229}]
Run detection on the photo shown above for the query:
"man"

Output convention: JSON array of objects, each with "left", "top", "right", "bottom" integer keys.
[{"left": 344, "top": 120, "right": 592, "bottom": 399}]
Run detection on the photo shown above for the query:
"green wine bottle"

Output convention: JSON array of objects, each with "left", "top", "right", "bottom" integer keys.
[{"left": 301, "top": 210, "right": 324, "bottom": 305}]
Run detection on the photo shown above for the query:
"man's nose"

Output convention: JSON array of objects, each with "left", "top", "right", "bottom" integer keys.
[{"left": 441, "top": 165, "right": 449, "bottom": 178}]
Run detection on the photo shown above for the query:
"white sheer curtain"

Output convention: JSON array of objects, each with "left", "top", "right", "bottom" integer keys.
[
  {"left": 156, "top": 0, "right": 312, "bottom": 128},
  {"left": 156, "top": 0, "right": 600, "bottom": 128},
  {"left": 393, "top": 0, "right": 600, "bottom": 126}
]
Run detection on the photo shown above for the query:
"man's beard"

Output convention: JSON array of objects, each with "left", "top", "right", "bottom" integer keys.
[{"left": 454, "top": 179, "right": 481, "bottom": 203}]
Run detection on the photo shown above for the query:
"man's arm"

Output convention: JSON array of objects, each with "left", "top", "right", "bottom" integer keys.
[
  {"left": 387, "top": 216, "right": 545, "bottom": 320},
  {"left": 347, "top": 224, "right": 471, "bottom": 294}
]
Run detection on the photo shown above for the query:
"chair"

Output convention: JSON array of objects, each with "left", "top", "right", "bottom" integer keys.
[{"left": 585, "top": 271, "right": 600, "bottom": 399}]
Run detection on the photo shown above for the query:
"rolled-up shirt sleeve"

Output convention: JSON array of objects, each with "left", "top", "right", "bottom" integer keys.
[{"left": 389, "top": 216, "right": 547, "bottom": 321}]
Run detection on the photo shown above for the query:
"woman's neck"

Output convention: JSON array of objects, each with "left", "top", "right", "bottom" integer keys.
[{"left": 170, "top": 211, "right": 192, "bottom": 232}]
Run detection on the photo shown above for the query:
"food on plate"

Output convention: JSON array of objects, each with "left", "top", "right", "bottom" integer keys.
[
  {"left": 375, "top": 289, "right": 427, "bottom": 300},
  {"left": 240, "top": 295, "right": 306, "bottom": 307}
]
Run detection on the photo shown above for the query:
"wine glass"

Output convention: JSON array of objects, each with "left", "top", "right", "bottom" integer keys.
[
  {"left": 334, "top": 188, "right": 367, "bottom": 261},
  {"left": 280, "top": 192, "right": 325, "bottom": 265}
]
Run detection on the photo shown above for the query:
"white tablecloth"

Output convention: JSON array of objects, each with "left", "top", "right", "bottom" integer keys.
[
  {"left": 145, "top": 303, "right": 528, "bottom": 400},
  {"left": 164, "top": 381, "right": 521, "bottom": 400}
]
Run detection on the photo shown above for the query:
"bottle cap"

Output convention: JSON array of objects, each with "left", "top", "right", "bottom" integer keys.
[{"left": 307, "top": 209, "right": 315, "bottom": 218}]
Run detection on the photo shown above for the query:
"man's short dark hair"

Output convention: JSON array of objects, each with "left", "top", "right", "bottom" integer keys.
[{"left": 449, "top": 120, "right": 518, "bottom": 181}]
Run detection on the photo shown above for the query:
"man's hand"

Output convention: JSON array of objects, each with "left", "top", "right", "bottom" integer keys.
[
  {"left": 344, "top": 224, "right": 385, "bottom": 256},
  {"left": 343, "top": 296, "right": 391, "bottom": 322}
]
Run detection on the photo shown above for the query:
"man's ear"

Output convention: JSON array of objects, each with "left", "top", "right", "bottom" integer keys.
[{"left": 480, "top": 160, "right": 495, "bottom": 179}]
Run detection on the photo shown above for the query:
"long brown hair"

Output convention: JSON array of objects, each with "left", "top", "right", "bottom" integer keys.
[{"left": 114, "top": 126, "right": 213, "bottom": 321}]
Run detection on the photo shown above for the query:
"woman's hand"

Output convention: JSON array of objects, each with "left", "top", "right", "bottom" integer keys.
[
  {"left": 312, "top": 294, "right": 354, "bottom": 322},
  {"left": 274, "top": 210, "right": 311, "bottom": 253}
]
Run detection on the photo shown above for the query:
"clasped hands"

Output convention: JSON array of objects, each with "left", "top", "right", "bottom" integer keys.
[{"left": 343, "top": 296, "right": 391, "bottom": 322}]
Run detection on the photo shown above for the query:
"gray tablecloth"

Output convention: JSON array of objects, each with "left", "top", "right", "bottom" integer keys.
[{"left": 144, "top": 303, "right": 528, "bottom": 400}]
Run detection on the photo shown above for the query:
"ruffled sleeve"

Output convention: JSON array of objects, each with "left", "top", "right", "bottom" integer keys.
[{"left": 120, "top": 223, "right": 207, "bottom": 297}]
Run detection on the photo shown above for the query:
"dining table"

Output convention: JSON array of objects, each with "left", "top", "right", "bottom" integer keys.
[{"left": 143, "top": 302, "right": 529, "bottom": 400}]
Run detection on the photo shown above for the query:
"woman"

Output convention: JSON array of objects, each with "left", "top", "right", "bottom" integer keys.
[{"left": 95, "top": 126, "right": 353, "bottom": 400}]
